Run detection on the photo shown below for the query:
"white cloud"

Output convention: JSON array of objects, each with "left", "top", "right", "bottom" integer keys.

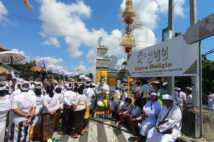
[
  {"left": 42, "top": 37, "right": 61, "bottom": 48},
  {"left": 116, "top": 57, "right": 126, "bottom": 70},
  {"left": 38, "top": 0, "right": 186, "bottom": 67},
  {"left": 121, "top": 0, "right": 186, "bottom": 30},
  {"left": 0, "top": 1, "right": 8, "bottom": 22},
  {"left": 39, "top": 32, "right": 46, "bottom": 38},
  {"left": 71, "top": 63, "right": 95, "bottom": 76},
  {"left": 34, "top": 56, "right": 63, "bottom": 64}
]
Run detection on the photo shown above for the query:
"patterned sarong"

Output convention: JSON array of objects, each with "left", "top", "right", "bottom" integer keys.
[{"left": 41, "top": 113, "right": 55, "bottom": 142}]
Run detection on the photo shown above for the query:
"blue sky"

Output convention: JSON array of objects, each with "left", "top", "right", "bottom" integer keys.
[{"left": 0, "top": 0, "right": 213, "bottom": 75}]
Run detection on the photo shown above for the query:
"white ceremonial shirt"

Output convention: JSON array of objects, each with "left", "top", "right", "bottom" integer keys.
[
  {"left": 31, "top": 95, "right": 44, "bottom": 126},
  {"left": 186, "top": 94, "right": 193, "bottom": 108},
  {"left": 175, "top": 91, "right": 186, "bottom": 108},
  {"left": 130, "top": 106, "right": 141, "bottom": 117},
  {"left": 83, "top": 88, "right": 95, "bottom": 100},
  {"left": 63, "top": 90, "right": 77, "bottom": 106},
  {"left": 140, "top": 100, "right": 162, "bottom": 136},
  {"left": 139, "top": 84, "right": 150, "bottom": 98},
  {"left": 109, "top": 100, "right": 117, "bottom": 111},
  {"left": 146, "top": 105, "right": 182, "bottom": 142},
  {"left": 157, "top": 105, "right": 182, "bottom": 134},
  {"left": 10, "top": 89, "right": 21, "bottom": 98},
  {"left": 74, "top": 94, "right": 87, "bottom": 111},
  {"left": 10, "top": 91, "right": 36, "bottom": 123},
  {"left": 0, "top": 95, "right": 11, "bottom": 122},
  {"left": 42, "top": 94, "right": 60, "bottom": 113}
]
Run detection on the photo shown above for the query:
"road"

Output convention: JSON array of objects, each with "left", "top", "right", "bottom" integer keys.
[{"left": 42, "top": 118, "right": 137, "bottom": 142}]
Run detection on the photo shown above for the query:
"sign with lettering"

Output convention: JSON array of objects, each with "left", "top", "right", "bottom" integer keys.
[{"left": 127, "top": 36, "right": 199, "bottom": 77}]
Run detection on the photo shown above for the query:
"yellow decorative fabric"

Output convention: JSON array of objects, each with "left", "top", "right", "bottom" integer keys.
[{"left": 84, "top": 105, "right": 90, "bottom": 119}]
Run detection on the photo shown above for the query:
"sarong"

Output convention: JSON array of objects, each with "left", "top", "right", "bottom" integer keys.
[
  {"left": 8, "top": 121, "right": 30, "bottom": 142},
  {"left": 41, "top": 113, "right": 55, "bottom": 142},
  {"left": 30, "top": 124, "right": 41, "bottom": 140}
]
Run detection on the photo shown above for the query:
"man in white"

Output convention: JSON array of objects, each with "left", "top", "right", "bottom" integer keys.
[
  {"left": 71, "top": 90, "right": 87, "bottom": 138},
  {"left": 134, "top": 92, "right": 162, "bottom": 142},
  {"left": 58, "top": 83, "right": 77, "bottom": 135},
  {"left": 0, "top": 83, "right": 11, "bottom": 142},
  {"left": 118, "top": 88, "right": 127, "bottom": 110},
  {"left": 175, "top": 87, "right": 187, "bottom": 109},
  {"left": 8, "top": 81, "right": 36, "bottom": 142},
  {"left": 83, "top": 82, "right": 95, "bottom": 108},
  {"left": 185, "top": 87, "right": 192, "bottom": 108},
  {"left": 146, "top": 94, "right": 182, "bottom": 142}
]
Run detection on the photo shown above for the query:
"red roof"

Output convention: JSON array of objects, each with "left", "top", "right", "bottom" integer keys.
[{"left": 0, "top": 46, "right": 9, "bottom": 51}]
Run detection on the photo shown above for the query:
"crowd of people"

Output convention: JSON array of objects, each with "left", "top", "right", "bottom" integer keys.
[
  {"left": 0, "top": 77, "right": 97, "bottom": 142},
  {"left": 111, "top": 78, "right": 193, "bottom": 142},
  {"left": 0, "top": 75, "right": 194, "bottom": 142}
]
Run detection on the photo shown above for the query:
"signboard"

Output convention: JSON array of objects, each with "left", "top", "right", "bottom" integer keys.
[
  {"left": 127, "top": 36, "right": 199, "bottom": 77},
  {"left": 184, "top": 13, "right": 214, "bottom": 44}
]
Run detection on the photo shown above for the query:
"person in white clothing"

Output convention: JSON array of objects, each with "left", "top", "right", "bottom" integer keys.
[
  {"left": 58, "top": 83, "right": 77, "bottom": 135},
  {"left": 175, "top": 87, "right": 186, "bottom": 109},
  {"left": 30, "top": 82, "right": 44, "bottom": 140},
  {"left": 83, "top": 82, "right": 95, "bottom": 111},
  {"left": 0, "top": 83, "right": 11, "bottom": 142},
  {"left": 8, "top": 81, "right": 36, "bottom": 142},
  {"left": 134, "top": 92, "right": 162, "bottom": 142},
  {"left": 185, "top": 87, "right": 192, "bottom": 108},
  {"left": 41, "top": 84, "right": 59, "bottom": 142},
  {"left": 71, "top": 88, "right": 87, "bottom": 138},
  {"left": 118, "top": 88, "right": 127, "bottom": 110},
  {"left": 146, "top": 94, "right": 182, "bottom": 142}
]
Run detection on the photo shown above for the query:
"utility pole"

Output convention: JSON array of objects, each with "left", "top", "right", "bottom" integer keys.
[
  {"left": 166, "top": 0, "right": 175, "bottom": 97},
  {"left": 190, "top": 0, "right": 203, "bottom": 137},
  {"left": 190, "top": 0, "right": 199, "bottom": 107}
]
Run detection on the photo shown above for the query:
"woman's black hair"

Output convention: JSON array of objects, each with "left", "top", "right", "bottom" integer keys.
[
  {"left": 34, "top": 88, "right": 42, "bottom": 96},
  {"left": 46, "top": 85, "right": 54, "bottom": 97},
  {"left": 55, "top": 87, "right": 62, "bottom": 94}
]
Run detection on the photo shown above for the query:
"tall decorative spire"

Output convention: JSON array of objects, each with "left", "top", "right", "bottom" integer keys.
[{"left": 120, "top": 0, "right": 137, "bottom": 53}]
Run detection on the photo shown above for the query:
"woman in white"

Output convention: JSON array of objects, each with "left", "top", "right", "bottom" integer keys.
[
  {"left": 0, "top": 83, "right": 11, "bottom": 142},
  {"left": 71, "top": 89, "right": 87, "bottom": 138},
  {"left": 134, "top": 92, "right": 162, "bottom": 142},
  {"left": 8, "top": 81, "right": 36, "bottom": 142},
  {"left": 41, "top": 85, "right": 59, "bottom": 142},
  {"left": 30, "top": 82, "right": 44, "bottom": 140}
]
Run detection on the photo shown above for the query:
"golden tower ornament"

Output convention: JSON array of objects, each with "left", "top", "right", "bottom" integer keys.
[{"left": 120, "top": 0, "right": 137, "bottom": 53}]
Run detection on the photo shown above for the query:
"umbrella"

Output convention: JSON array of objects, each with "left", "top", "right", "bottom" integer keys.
[
  {"left": 0, "top": 50, "right": 26, "bottom": 64},
  {"left": 0, "top": 63, "right": 19, "bottom": 74},
  {"left": 35, "top": 58, "right": 52, "bottom": 69},
  {"left": 0, "top": 66, "right": 10, "bottom": 74}
]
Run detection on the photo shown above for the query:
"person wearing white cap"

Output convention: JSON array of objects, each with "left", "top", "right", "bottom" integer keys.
[
  {"left": 83, "top": 82, "right": 95, "bottom": 113},
  {"left": 134, "top": 92, "right": 162, "bottom": 142},
  {"left": 146, "top": 94, "right": 182, "bottom": 142},
  {"left": 185, "top": 87, "right": 193, "bottom": 108},
  {"left": 8, "top": 81, "right": 36, "bottom": 142},
  {"left": 30, "top": 82, "right": 44, "bottom": 140},
  {"left": 71, "top": 88, "right": 87, "bottom": 138},
  {"left": 0, "top": 83, "right": 11, "bottom": 142},
  {"left": 175, "top": 87, "right": 187, "bottom": 109},
  {"left": 58, "top": 83, "right": 77, "bottom": 135}
]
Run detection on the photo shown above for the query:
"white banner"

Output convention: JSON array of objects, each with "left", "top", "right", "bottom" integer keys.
[{"left": 127, "top": 36, "right": 199, "bottom": 77}]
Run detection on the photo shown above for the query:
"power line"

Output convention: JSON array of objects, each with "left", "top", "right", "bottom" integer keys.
[{"left": 0, "top": 13, "right": 156, "bottom": 45}]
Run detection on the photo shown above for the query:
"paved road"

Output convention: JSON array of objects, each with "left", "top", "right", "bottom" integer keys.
[{"left": 44, "top": 118, "right": 137, "bottom": 142}]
